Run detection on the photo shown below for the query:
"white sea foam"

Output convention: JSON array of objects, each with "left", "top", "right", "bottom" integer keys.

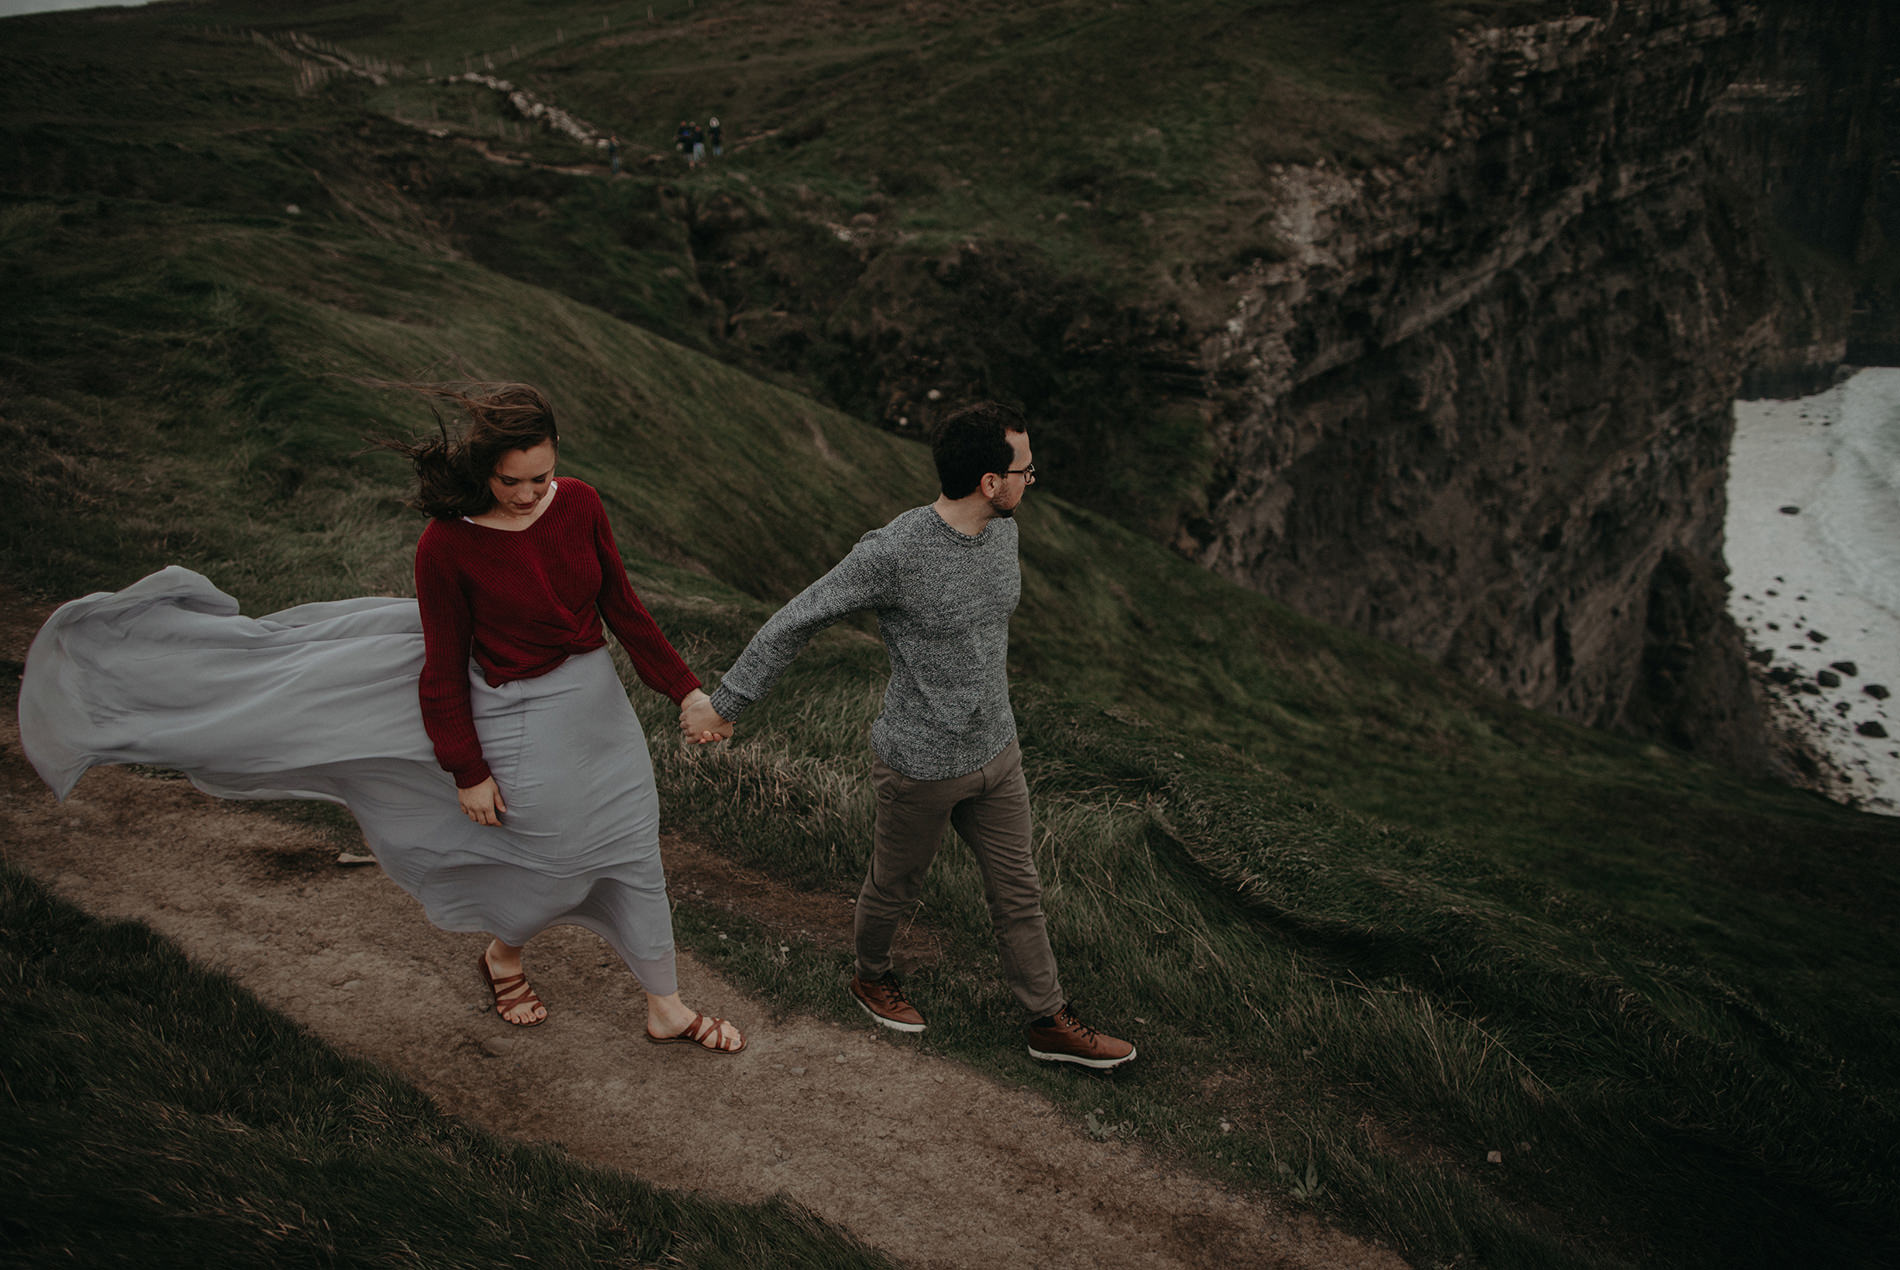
[
  {"left": 1814, "top": 373, "right": 1900, "bottom": 616},
  {"left": 1728, "top": 369, "right": 1900, "bottom": 815}
]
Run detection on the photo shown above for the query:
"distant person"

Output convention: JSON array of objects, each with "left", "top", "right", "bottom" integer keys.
[
  {"left": 675, "top": 120, "right": 695, "bottom": 163},
  {"left": 708, "top": 115, "right": 723, "bottom": 157},
  {"left": 20, "top": 382, "right": 746, "bottom": 1056},
  {"left": 689, "top": 121, "right": 707, "bottom": 167},
  {"left": 680, "top": 402, "right": 1137, "bottom": 1069},
  {"left": 607, "top": 132, "right": 620, "bottom": 175}
]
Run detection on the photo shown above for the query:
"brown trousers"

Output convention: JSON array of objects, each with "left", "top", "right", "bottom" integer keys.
[{"left": 857, "top": 739, "right": 1065, "bottom": 1019}]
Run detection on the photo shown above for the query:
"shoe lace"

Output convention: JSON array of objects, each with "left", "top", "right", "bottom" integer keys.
[
  {"left": 878, "top": 975, "right": 912, "bottom": 1006},
  {"left": 1057, "top": 1004, "right": 1099, "bottom": 1040}
]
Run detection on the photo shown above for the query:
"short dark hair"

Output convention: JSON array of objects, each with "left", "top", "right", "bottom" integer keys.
[{"left": 931, "top": 401, "right": 1025, "bottom": 498}]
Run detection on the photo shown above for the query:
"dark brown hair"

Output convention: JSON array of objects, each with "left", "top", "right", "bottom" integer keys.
[
  {"left": 373, "top": 382, "right": 559, "bottom": 519},
  {"left": 931, "top": 401, "right": 1025, "bottom": 499}
]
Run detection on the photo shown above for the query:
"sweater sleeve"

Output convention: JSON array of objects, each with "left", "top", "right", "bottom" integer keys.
[
  {"left": 414, "top": 525, "right": 492, "bottom": 789},
  {"left": 589, "top": 490, "right": 703, "bottom": 704},
  {"left": 708, "top": 535, "right": 891, "bottom": 721}
]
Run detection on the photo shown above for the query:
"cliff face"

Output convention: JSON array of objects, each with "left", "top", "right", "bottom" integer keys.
[
  {"left": 1172, "top": 0, "right": 1887, "bottom": 772},
  {"left": 664, "top": 0, "right": 1887, "bottom": 775},
  {"left": 1709, "top": 1, "right": 1897, "bottom": 368}
]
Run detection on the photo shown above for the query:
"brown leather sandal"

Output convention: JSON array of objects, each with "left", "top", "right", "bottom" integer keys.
[
  {"left": 477, "top": 951, "right": 546, "bottom": 1027},
  {"left": 645, "top": 1011, "right": 746, "bottom": 1054}
]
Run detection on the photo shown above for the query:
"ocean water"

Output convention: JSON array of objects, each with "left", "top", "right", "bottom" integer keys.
[{"left": 1727, "top": 368, "right": 1900, "bottom": 815}]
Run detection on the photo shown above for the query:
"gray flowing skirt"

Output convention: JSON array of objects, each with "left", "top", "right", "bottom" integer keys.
[{"left": 19, "top": 566, "right": 678, "bottom": 994}]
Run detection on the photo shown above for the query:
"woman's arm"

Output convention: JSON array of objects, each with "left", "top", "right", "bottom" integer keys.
[
  {"left": 415, "top": 525, "right": 494, "bottom": 789},
  {"left": 587, "top": 492, "right": 703, "bottom": 704}
]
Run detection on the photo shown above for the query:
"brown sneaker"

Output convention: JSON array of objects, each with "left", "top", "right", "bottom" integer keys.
[
  {"left": 849, "top": 973, "right": 926, "bottom": 1033},
  {"left": 1026, "top": 1003, "right": 1136, "bottom": 1069}
]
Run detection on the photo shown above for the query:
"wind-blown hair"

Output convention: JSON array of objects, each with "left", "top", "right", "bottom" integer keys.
[
  {"left": 373, "top": 382, "right": 560, "bottom": 520},
  {"left": 931, "top": 401, "right": 1025, "bottom": 499}
]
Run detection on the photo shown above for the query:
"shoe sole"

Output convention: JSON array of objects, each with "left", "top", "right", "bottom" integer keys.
[
  {"left": 851, "top": 991, "right": 926, "bottom": 1033},
  {"left": 1026, "top": 1043, "right": 1137, "bottom": 1069}
]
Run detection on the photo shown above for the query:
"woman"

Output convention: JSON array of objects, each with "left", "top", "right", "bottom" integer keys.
[{"left": 19, "top": 382, "right": 743, "bottom": 1054}]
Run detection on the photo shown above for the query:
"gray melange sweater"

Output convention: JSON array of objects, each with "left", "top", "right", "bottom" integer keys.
[{"left": 708, "top": 505, "right": 1020, "bottom": 780}]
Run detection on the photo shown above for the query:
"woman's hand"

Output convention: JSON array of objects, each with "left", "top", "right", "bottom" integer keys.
[
  {"left": 679, "top": 689, "right": 733, "bottom": 744},
  {"left": 458, "top": 776, "right": 507, "bottom": 826}
]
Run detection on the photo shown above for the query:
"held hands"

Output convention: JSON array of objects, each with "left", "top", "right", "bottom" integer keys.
[
  {"left": 679, "top": 688, "right": 734, "bottom": 745},
  {"left": 458, "top": 776, "right": 507, "bottom": 826}
]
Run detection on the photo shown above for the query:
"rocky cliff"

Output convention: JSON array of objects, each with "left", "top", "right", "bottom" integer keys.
[
  {"left": 1170, "top": 0, "right": 1889, "bottom": 773},
  {"left": 533, "top": 0, "right": 1888, "bottom": 777}
]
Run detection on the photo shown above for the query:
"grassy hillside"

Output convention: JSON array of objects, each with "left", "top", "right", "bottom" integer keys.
[
  {"left": 0, "top": 0, "right": 1554, "bottom": 534},
  {"left": 5, "top": 4, "right": 1900, "bottom": 1267}
]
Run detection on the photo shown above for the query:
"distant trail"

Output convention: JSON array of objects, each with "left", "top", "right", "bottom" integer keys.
[{"left": 0, "top": 599, "right": 1403, "bottom": 1270}]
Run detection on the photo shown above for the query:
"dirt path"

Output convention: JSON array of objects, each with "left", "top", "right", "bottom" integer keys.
[{"left": 0, "top": 602, "right": 1404, "bottom": 1270}]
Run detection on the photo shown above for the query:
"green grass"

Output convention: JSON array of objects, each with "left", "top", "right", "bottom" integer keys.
[
  {"left": 5, "top": 4, "right": 1900, "bottom": 1267},
  {"left": 0, "top": 864, "right": 895, "bottom": 1269},
  {"left": 0, "top": 0, "right": 1561, "bottom": 531}
]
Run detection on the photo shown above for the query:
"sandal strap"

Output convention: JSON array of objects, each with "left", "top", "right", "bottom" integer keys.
[
  {"left": 699, "top": 1015, "right": 737, "bottom": 1051},
  {"left": 487, "top": 972, "right": 541, "bottom": 1013},
  {"left": 648, "top": 1011, "right": 741, "bottom": 1050},
  {"left": 478, "top": 953, "right": 544, "bottom": 1024}
]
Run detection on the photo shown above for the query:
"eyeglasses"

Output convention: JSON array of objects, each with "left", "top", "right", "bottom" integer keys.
[{"left": 1003, "top": 463, "right": 1036, "bottom": 482}]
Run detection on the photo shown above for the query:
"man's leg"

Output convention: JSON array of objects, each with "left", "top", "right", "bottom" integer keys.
[
  {"left": 955, "top": 742, "right": 1137, "bottom": 1068},
  {"left": 854, "top": 755, "right": 971, "bottom": 981},
  {"left": 949, "top": 741, "right": 1065, "bottom": 1020}
]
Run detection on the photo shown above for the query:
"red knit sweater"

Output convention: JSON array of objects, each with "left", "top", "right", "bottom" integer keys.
[{"left": 414, "top": 478, "right": 701, "bottom": 787}]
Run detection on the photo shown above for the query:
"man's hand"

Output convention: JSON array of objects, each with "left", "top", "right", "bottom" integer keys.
[
  {"left": 458, "top": 776, "right": 507, "bottom": 826},
  {"left": 679, "top": 688, "right": 734, "bottom": 744}
]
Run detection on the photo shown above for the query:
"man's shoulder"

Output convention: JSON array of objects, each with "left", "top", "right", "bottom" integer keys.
[
  {"left": 863, "top": 505, "right": 1021, "bottom": 553},
  {"left": 849, "top": 504, "right": 931, "bottom": 550},
  {"left": 879, "top": 504, "right": 940, "bottom": 535}
]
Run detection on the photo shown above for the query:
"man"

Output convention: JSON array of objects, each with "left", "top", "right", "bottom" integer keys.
[{"left": 681, "top": 403, "right": 1135, "bottom": 1068}]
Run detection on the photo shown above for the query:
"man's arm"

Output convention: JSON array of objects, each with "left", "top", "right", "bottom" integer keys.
[{"left": 695, "top": 536, "right": 892, "bottom": 728}]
